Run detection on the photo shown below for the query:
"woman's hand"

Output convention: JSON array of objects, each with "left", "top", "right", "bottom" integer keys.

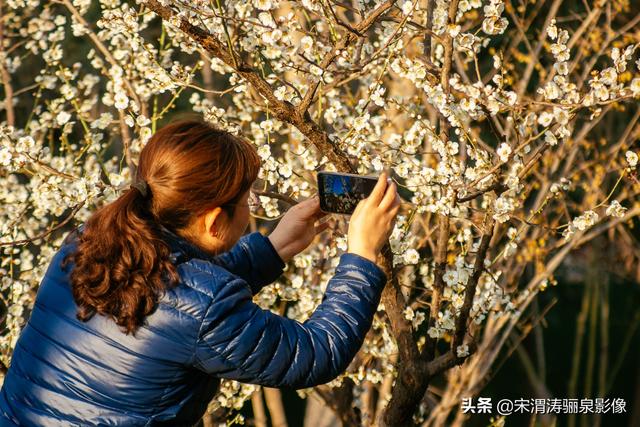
[
  {"left": 347, "top": 172, "right": 400, "bottom": 264},
  {"left": 268, "top": 196, "right": 329, "bottom": 262}
]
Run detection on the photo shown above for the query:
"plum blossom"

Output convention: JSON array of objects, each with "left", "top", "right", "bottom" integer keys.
[
  {"left": 497, "top": 143, "right": 511, "bottom": 163},
  {"left": 482, "top": 0, "right": 508, "bottom": 35},
  {"left": 626, "top": 151, "right": 638, "bottom": 168},
  {"left": 56, "top": 111, "right": 71, "bottom": 126},
  {"left": 456, "top": 344, "right": 469, "bottom": 358},
  {"left": 605, "top": 201, "right": 626, "bottom": 218}
]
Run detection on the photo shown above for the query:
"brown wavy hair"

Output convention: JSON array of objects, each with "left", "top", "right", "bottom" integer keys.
[{"left": 61, "top": 119, "right": 261, "bottom": 335}]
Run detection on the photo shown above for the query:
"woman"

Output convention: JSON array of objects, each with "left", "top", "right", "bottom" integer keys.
[{"left": 0, "top": 120, "right": 399, "bottom": 426}]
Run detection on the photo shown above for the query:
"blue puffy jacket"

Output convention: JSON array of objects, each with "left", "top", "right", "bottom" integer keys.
[{"left": 0, "top": 224, "right": 386, "bottom": 426}]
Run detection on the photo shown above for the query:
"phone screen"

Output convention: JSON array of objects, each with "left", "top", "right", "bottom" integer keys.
[{"left": 317, "top": 172, "right": 378, "bottom": 214}]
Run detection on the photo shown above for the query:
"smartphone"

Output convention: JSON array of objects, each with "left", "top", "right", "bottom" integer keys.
[{"left": 317, "top": 171, "right": 378, "bottom": 214}]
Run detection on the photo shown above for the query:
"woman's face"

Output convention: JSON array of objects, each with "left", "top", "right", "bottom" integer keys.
[{"left": 219, "top": 189, "right": 252, "bottom": 251}]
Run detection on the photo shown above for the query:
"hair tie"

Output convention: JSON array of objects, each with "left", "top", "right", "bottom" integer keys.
[{"left": 130, "top": 180, "right": 149, "bottom": 198}]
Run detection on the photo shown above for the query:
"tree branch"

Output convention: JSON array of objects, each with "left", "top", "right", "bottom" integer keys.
[
  {"left": 0, "top": 202, "right": 85, "bottom": 247},
  {"left": 144, "top": 0, "right": 356, "bottom": 173},
  {"left": 452, "top": 216, "right": 495, "bottom": 350},
  {"left": 0, "top": 0, "right": 15, "bottom": 127},
  {"left": 297, "top": 0, "right": 396, "bottom": 113}
]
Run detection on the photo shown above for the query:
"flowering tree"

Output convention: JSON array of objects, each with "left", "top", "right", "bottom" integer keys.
[{"left": 1, "top": 0, "right": 639, "bottom": 425}]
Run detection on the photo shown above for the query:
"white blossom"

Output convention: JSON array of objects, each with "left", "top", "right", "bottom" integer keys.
[
  {"left": 537, "top": 112, "right": 554, "bottom": 127},
  {"left": 0, "top": 147, "right": 12, "bottom": 166},
  {"left": 56, "top": 111, "right": 71, "bottom": 126},
  {"left": 253, "top": 0, "right": 273, "bottom": 11},
  {"left": 114, "top": 92, "right": 129, "bottom": 110},
  {"left": 456, "top": 344, "right": 469, "bottom": 358},
  {"left": 605, "top": 200, "right": 626, "bottom": 218},
  {"left": 547, "top": 19, "right": 558, "bottom": 40},
  {"left": 401, "top": 0, "right": 414, "bottom": 15},
  {"left": 403, "top": 249, "right": 420, "bottom": 265},
  {"left": 497, "top": 143, "right": 511, "bottom": 163},
  {"left": 626, "top": 150, "right": 638, "bottom": 168},
  {"left": 630, "top": 78, "right": 640, "bottom": 96}
]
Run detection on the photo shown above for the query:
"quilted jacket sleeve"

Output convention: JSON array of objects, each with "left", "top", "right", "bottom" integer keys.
[
  {"left": 211, "top": 232, "right": 286, "bottom": 294},
  {"left": 193, "top": 253, "right": 387, "bottom": 389}
]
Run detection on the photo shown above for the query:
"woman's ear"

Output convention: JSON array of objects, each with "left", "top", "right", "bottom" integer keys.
[{"left": 204, "top": 207, "right": 223, "bottom": 238}]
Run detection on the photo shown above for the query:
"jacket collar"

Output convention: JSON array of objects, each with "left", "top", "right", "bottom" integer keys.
[{"left": 157, "top": 224, "right": 215, "bottom": 263}]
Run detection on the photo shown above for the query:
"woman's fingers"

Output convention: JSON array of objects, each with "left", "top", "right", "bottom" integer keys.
[
  {"left": 366, "top": 172, "right": 388, "bottom": 207},
  {"left": 378, "top": 181, "right": 398, "bottom": 211}
]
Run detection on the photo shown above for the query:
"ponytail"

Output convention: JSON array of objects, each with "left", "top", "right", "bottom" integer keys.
[{"left": 62, "top": 182, "right": 180, "bottom": 335}]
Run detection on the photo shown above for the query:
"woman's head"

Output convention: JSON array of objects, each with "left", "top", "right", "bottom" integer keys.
[
  {"left": 62, "top": 119, "right": 261, "bottom": 334},
  {"left": 136, "top": 120, "right": 260, "bottom": 252}
]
